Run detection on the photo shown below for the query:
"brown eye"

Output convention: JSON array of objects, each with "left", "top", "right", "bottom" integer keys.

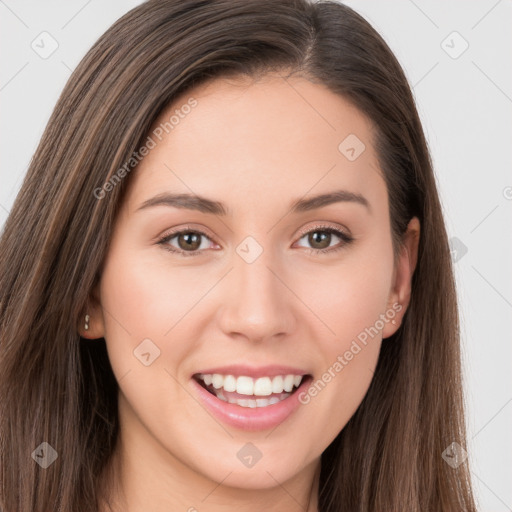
[
  {"left": 158, "top": 229, "right": 213, "bottom": 257},
  {"left": 307, "top": 231, "right": 332, "bottom": 250},
  {"left": 296, "top": 226, "right": 353, "bottom": 254},
  {"left": 158, "top": 225, "right": 353, "bottom": 258},
  {"left": 176, "top": 232, "right": 202, "bottom": 251}
]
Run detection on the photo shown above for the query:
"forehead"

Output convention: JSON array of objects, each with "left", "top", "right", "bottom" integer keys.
[{"left": 124, "top": 73, "right": 385, "bottom": 215}]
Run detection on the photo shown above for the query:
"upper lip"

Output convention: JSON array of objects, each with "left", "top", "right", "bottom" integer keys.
[{"left": 192, "top": 364, "right": 311, "bottom": 379}]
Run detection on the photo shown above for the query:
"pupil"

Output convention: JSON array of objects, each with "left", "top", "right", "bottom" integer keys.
[
  {"left": 180, "top": 232, "right": 200, "bottom": 250},
  {"left": 310, "top": 231, "right": 330, "bottom": 249}
]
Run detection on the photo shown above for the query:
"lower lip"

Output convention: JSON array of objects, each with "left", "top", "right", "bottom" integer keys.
[{"left": 191, "top": 376, "right": 312, "bottom": 431}]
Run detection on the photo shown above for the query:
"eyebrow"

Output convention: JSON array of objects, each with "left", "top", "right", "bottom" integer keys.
[{"left": 136, "top": 189, "right": 371, "bottom": 216}]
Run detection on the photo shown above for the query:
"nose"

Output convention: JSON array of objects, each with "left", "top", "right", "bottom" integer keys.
[{"left": 216, "top": 244, "right": 297, "bottom": 343}]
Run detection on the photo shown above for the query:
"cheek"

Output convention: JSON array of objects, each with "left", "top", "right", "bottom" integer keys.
[
  {"left": 295, "top": 236, "right": 393, "bottom": 434},
  {"left": 300, "top": 239, "right": 394, "bottom": 348},
  {"left": 97, "top": 243, "right": 199, "bottom": 427},
  {"left": 97, "top": 240, "right": 220, "bottom": 401},
  {"left": 99, "top": 241, "right": 201, "bottom": 342},
  {"left": 98, "top": 242, "right": 179, "bottom": 377}
]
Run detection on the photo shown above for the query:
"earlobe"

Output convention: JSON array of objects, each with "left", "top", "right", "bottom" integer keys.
[
  {"left": 78, "top": 281, "right": 106, "bottom": 340},
  {"left": 382, "top": 216, "right": 420, "bottom": 339},
  {"left": 79, "top": 310, "right": 106, "bottom": 340}
]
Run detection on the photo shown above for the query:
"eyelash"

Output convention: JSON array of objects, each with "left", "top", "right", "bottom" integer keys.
[{"left": 156, "top": 224, "right": 354, "bottom": 258}]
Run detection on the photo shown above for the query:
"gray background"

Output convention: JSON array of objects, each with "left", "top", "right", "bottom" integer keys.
[{"left": 1, "top": 1, "right": 511, "bottom": 510}]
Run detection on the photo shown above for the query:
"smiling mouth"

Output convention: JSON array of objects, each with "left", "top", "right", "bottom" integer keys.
[{"left": 193, "top": 373, "right": 311, "bottom": 408}]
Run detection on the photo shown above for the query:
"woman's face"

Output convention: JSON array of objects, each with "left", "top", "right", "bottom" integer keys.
[{"left": 89, "top": 73, "right": 418, "bottom": 496}]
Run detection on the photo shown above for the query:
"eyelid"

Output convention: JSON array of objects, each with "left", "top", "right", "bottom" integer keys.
[
  {"left": 158, "top": 222, "right": 350, "bottom": 244},
  {"left": 157, "top": 223, "right": 219, "bottom": 244},
  {"left": 295, "top": 221, "right": 351, "bottom": 239}
]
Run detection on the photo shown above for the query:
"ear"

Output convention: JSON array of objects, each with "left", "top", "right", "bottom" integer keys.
[
  {"left": 78, "top": 279, "right": 106, "bottom": 340},
  {"left": 382, "top": 216, "right": 420, "bottom": 339}
]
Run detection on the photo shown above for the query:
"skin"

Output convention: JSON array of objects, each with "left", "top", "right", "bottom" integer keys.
[{"left": 81, "top": 72, "right": 420, "bottom": 512}]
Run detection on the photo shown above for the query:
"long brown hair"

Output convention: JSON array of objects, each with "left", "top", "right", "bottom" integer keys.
[{"left": 0, "top": 0, "right": 477, "bottom": 510}]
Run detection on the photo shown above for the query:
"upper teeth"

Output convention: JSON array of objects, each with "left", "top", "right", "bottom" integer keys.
[{"left": 199, "top": 374, "right": 303, "bottom": 395}]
